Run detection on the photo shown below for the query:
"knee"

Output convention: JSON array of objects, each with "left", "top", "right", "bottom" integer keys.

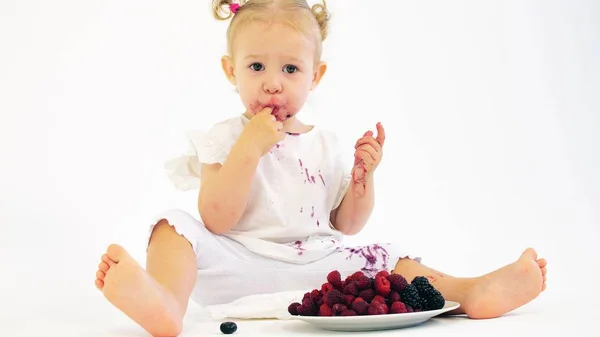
[
  {"left": 151, "top": 219, "right": 178, "bottom": 239},
  {"left": 392, "top": 256, "right": 420, "bottom": 273}
]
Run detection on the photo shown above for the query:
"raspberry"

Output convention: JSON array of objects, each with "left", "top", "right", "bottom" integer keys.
[
  {"left": 357, "top": 288, "right": 375, "bottom": 303},
  {"left": 376, "top": 270, "right": 390, "bottom": 279},
  {"left": 332, "top": 303, "right": 348, "bottom": 315},
  {"left": 367, "top": 301, "right": 387, "bottom": 315},
  {"left": 399, "top": 284, "right": 422, "bottom": 310},
  {"left": 350, "top": 271, "right": 365, "bottom": 281},
  {"left": 375, "top": 275, "right": 391, "bottom": 296},
  {"left": 302, "top": 296, "right": 314, "bottom": 305},
  {"left": 388, "top": 273, "right": 409, "bottom": 292},
  {"left": 324, "top": 289, "right": 346, "bottom": 307},
  {"left": 372, "top": 295, "right": 386, "bottom": 305},
  {"left": 340, "top": 309, "right": 358, "bottom": 316},
  {"left": 297, "top": 300, "right": 318, "bottom": 316},
  {"left": 390, "top": 301, "right": 408, "bottom": 314},
  {"left": 355, "top": 275, "right": 371, "bottom": 290},
  {"left": 351, "top": 297, "right": 370, "bottom": 315},
  {"left": 310, "top": 289, "right": 321, "bottom": 302},
  {"left": 405, "top": 305, "right": 414, "bottom": 312},
  {"left": 319, "top": 303, "right": 333, "bottom": 316},
  {"left": 411, "top": 276, "right": 445, "bottom": 310},
  {"left": 343, "top": 282, "right": 358, "bottom": 296},
  {"left": 316, "top": 297, "right": 324, "bottom": 307},
  {"left": 344, "top": 295, "right": 355, "bottom": 306},
  {"left": 389, "top": 291, "right": 401, "bottom": 303},
  {"left": 321, "top": 283, "right": 334, "bottom": 295},
  {"left": 288, "top": 302, "right": 301, "bottom": 315},
  {"left": 327, "top": 270, "right": 343, "bottom": 289}
]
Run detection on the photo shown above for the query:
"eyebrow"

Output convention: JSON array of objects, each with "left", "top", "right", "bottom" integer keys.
[{"left": 244, "top": 54, "right": 304, "bottom": 63}]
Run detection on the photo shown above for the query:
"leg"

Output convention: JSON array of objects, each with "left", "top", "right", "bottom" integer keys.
[
  {"left": 95, "top": 220, "right": 198, "bottom": 336},
  {"left": 392, "top": 248, "right": 547, "bottom": 319}
]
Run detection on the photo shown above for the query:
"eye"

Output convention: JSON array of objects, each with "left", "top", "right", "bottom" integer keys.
[
  {"left": 283, "top": 65, "right": 298, "bottom": 74},
  {"left": 250, "top": 62, "right": 264, "bottom": 71}
]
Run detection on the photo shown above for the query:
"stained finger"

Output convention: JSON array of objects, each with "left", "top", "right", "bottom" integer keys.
[
  {"left": 355, "top": 148, "right": 376, "bottom": 163},
  {"left": 355, "top": 137, "right": 382, "bottom": 151},
  {"left": 375, "top": 122, "right": 385, "bottom": 146}
]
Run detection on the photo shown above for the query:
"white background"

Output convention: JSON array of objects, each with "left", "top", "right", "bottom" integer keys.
[{"left": 1, "top": 0, "right": 598, "bottom": 335}]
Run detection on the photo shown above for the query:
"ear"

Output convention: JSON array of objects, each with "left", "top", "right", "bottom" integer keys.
[
  {"left": 310, "top": 61, "right": 327, "bottom": 90},
  {"left": 221, "top": 55, "right": 237, "bottom": 86}
]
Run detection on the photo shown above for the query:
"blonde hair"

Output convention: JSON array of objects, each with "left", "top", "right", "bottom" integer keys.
[{"left": 212, "top": 0, "right": 331, "bottom": 60}]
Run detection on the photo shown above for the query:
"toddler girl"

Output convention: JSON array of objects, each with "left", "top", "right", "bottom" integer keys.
[{"left": 94, "top": 1, "right": 547, "bottom": 336}]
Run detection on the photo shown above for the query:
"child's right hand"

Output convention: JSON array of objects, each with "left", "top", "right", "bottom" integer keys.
[{"left": 241, "top": 107, "right": 285, "bottom": 157}]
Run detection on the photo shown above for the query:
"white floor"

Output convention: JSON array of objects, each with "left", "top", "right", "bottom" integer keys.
[{"left": 3, "top": 285, "right": 592, "bottom": 337}]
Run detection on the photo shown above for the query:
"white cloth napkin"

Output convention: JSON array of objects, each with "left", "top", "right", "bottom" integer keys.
[{"left": 204, "top": 289, "right": 310, "bottom": 320}]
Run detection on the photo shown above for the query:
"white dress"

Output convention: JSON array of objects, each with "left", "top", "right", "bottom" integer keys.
[{"left": 148, "top": 114, "right": 417, "bottom": 306}]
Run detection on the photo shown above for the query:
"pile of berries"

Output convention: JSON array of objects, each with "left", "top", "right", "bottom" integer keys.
[{"left": 288, "top": 270, "right": 445, "bottom": 317}]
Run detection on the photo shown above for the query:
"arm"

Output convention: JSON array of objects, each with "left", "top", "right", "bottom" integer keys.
[
  {"left": 197, "top": 108, "right": 284, "bottom": 234},
  {"left": 330, "top": 174, "right": 375, "bottom": 235},
  {"left": 197, "top": 138, "right": 261, "bottom": 234},
  {"left": 330, "top": 122, "right": 386, "bottom": 235}
]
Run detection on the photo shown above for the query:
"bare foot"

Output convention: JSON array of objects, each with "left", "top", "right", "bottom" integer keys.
[
  {"left": 95, "top": 244, "right": 184, "bottom": 336},
  {"left": 462, "top": 248, "right": 546, "bottom": 319}
]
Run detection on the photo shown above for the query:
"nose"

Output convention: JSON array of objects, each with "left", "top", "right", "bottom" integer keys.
[{"left": 262, "top": 72, "right": 282, "bottom": 94}]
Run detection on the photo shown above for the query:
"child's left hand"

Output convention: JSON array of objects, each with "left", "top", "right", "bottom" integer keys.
[{"left": 351, "top": 122, "right": 385, "bottom": 185}]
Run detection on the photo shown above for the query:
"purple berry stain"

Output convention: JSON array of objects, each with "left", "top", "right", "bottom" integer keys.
[
  {"left": 311, "top": 206, "right": 315, "bottom": 218},
  {"left": 291, "top": 240, "right": 305, "bottom": 256},
  {"left": 344, "top": 244, "right": 390, "bottom": 277},
  {"left": 318, "top": 170, "right": 326, "bottom": 186}
]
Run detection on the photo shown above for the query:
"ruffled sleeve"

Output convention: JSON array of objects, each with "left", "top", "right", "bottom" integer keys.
[
  {"left": 332, "top": 170, "right": 352, "bottom": 210},
  {"left": 164, "top": 119, "right": 242, "bottom": 191},
  {"left": 328, "top": 133, "right": 353, "bottom": 210}
]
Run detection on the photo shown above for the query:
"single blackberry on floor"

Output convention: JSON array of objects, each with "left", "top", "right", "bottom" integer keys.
[
  {"left": 399, "top": 284, "right": 423, "bottom": 310},
  {"left": 220, "top": 321, "right": 237, "bottom": 334}
]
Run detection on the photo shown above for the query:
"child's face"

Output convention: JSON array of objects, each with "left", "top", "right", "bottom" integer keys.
[{"left": 222, "top": 21, "right": 326, "bottom": 122}]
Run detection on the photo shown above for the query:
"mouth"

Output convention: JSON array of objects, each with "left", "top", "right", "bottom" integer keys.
[{"left": 264, "top": 105, "right": 292, "bottom": 121}]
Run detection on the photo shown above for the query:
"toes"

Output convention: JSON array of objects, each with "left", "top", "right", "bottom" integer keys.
[
  {"left": 521, "top": 248, "right": 537, "bottom": 260},
  {"left": 98, "top": 261, "right": 110, "bottom": 272},
  {"left": 96, "top": 270, "right": 106, "bottom": 281},
  {"left": 102, "top": 254, "right": 116, "bottom": 266},
  {"left": 541, "top": 283, "right": 546, "bottom": 292},
  {"left": 537, "top": 258, "right": 547, "bottom": 268},
  {"left": 541, "top": 267, "right": 547, "bottom": 276},
  {"left": 95, "top": 278, "right": 104, "bottom": 290},
  {"left": 106, "top": 244, "right": 128, "bottom": 263}
]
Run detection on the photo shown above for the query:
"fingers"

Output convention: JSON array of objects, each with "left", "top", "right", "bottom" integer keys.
[
  {"left": 375, "top": 122, "right": 385, "bottom": 146},
  {"left": 355, "top": 123, "right": 385, "bottom": 149},
  {"left": 355, "top": 147, "right": 376, "bottom": 163},
  {"left": 355, "top": 136, "right": 382, "bottom": 152}
]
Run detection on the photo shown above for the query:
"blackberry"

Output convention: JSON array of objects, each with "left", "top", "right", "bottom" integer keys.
[
  {"left": 399, "top": 284, "right": 422, "bottom": 310},
  {"left": 411, "top": 277, "right": 445, "bottom": 310},
  {"left": 220, "top": 321, "right": 237, "bottom": 334}
]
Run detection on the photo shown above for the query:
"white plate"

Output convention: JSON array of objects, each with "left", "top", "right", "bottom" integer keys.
[{"left": 291, "top": 301, "right": 460, "bottom": 332}]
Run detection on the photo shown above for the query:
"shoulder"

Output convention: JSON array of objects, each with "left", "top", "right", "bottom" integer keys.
[
  {"left": 186, "top": 115, "right": 246, "bottom": 146},
  {"left": 310, "top": 126, "right": 343, "bottom": 149},
  {"left": 191, "top": 115, "right": 245, "bottom": 138}
]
